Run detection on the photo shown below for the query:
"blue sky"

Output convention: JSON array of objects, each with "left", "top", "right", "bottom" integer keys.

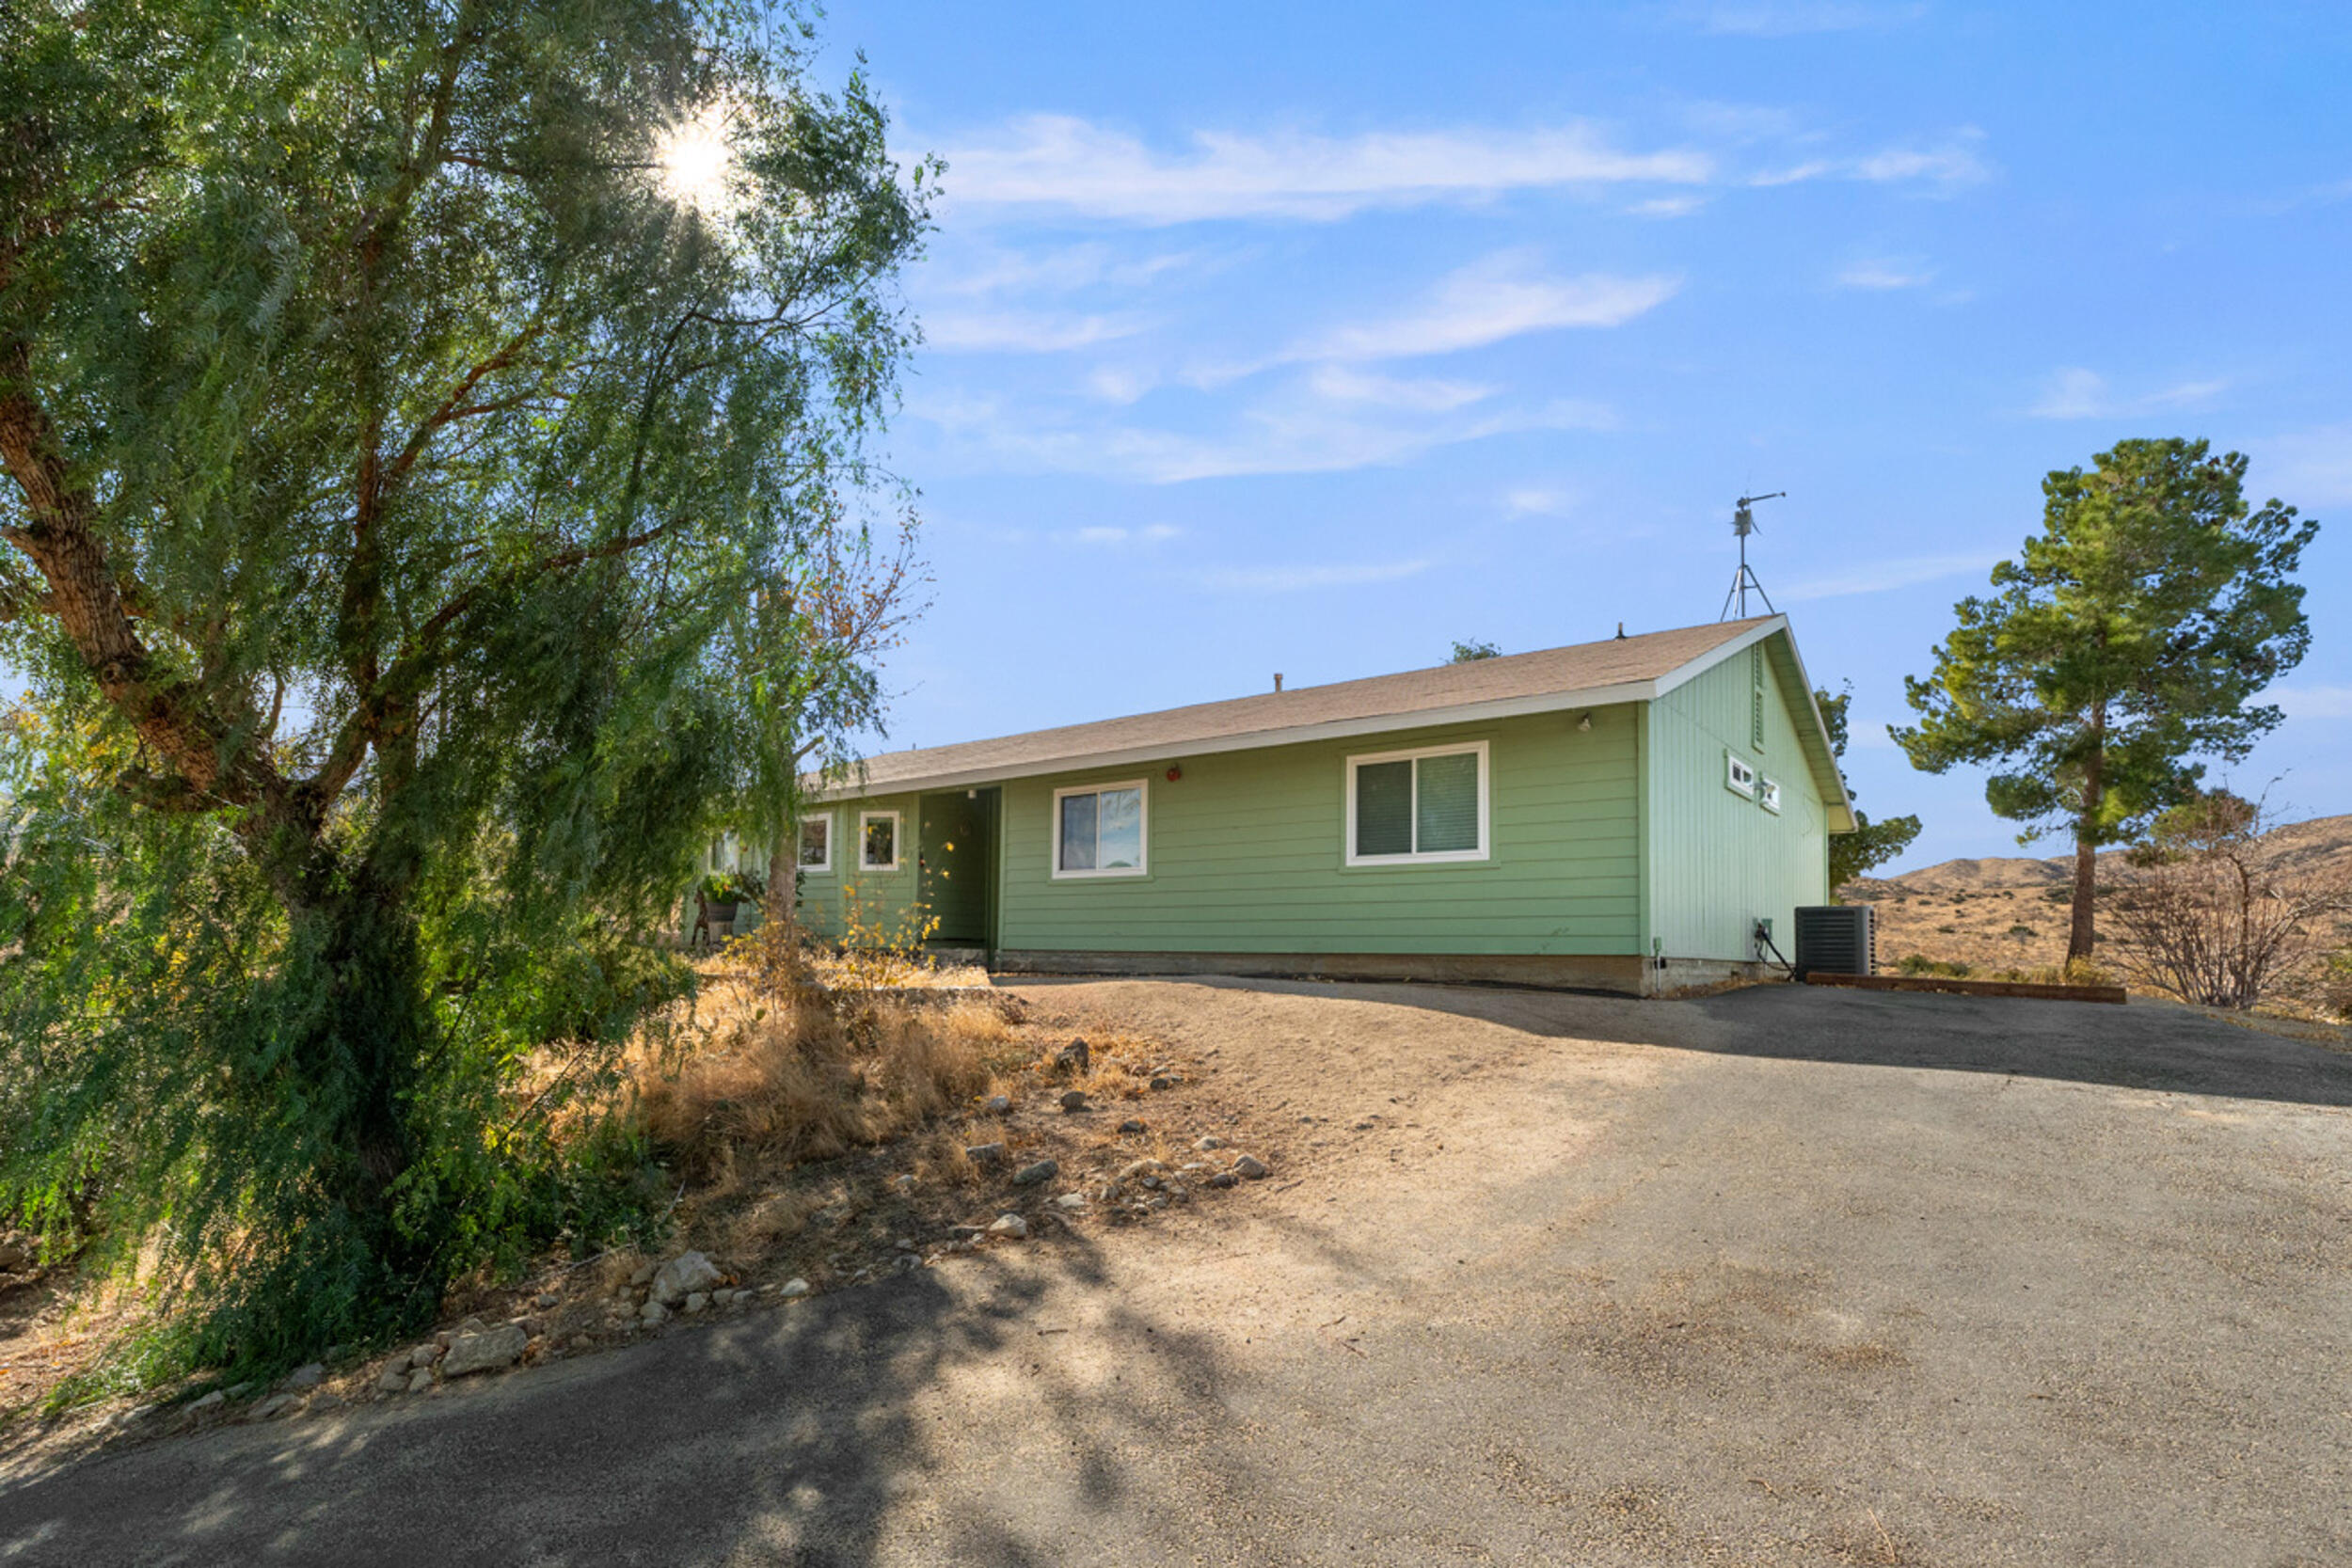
[{"left": 807, "top": 0, "right": 2352, "bottom": 869}]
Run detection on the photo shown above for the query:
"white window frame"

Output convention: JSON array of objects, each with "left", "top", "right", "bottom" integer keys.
[
  {"left": 1343, "top": 740, "right": 1491, "bottom": 868},
  {"left": 1051, "top": 780, "right": 1150, "bottom": 879},
  {"left": 796, "top": 811, "right": 834, "bottom": 876},
  {"left": 1758, "top": 776, "right": 1783, "bottom": 815},
  {"left": 857, "top": 809, "right": 901, "bottom": 873},
  {"left": 1725, "top": 752, "right": 1757, "bottom": 800}
]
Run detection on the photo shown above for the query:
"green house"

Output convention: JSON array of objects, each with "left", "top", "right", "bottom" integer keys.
[{"left": 793, "top": 615, "right": 1854, "bottom": 996}]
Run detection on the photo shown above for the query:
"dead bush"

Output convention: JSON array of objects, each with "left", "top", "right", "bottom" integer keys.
[
  {"left": 2106, "top": 794, "right": 2351, "bottom": 1010},
  {"left": 632, "top": 993, "right": 1003, "bottom": 1181}
]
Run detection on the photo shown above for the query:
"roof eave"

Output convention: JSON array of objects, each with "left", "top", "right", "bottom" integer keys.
[{"left": 809, "top": 675, "right": 1666, "bottom": 800}]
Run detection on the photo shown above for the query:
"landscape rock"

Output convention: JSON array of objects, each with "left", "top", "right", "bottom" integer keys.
[
  {"left": 0, "top": 1233, "right": 33, "bottom": 1272},
  {"left": 376, "top": 1365, "right": 411, "bottom": 1394},
  {"left": 1234, "top": 1154, "right": 1270, "bottom": 1180},
  {"left": 406, "top": 1369, "right": 434, "bottom": 1394},
  {"left": 780, "top": 1278, "right": 811, "bottom": 1299},
  {"left": 684, "top": 1292, "right": 709, "bottom": 1315},
  {"left": 187, "top": 1391, "right": 225, "bottom": 1414},
  {"left": 1054, "top": 1193, "right": 1088, "bottom": 1211},
  {"left": 640, "top": 1300, "right": 670, "bottom": 1325},
  {"left": 1059, "top": 1089, "right": 1089, "bottom": 1112},
  {"left": 532, "top": 1292, "right": 558, "bottom": 1309},
  {"left": 964, "top": 1142, "right": 1007, "bottom": 1166},
  {"left": 985, "top": 1095, "right": 1011, "bottom": 1115},
  {"left": 1206, "top": 1171, "right": 1238, "bottom": 1189},
  {"left": 986, "top": 1213, "right": 1029, "bottom": 1241},
  {"left": 1012, "top": 1158, "right": 1059, "bottom": 1186},
  {"left": 311, "top": 1390, "right": 345, "bottom": 1411},
  {"left": 1195, "top": 1135, "right": 1225, "bottom": 1150},
  {"left": 441, "top": 1323, "right": 528, "bottom": 1377},
  {"left": 405, "top": 1342, "right": 441, "bottom": 1369},
  {"left": 628, "top": 1261, "right": 656, "bottom": 1287},
  {"left": 1149, "top": 1076, "right": 1176, "bottom": 1091},
  {"left": 254, "top": 1394, "right": 298, "bottom": 1420},
  {"left": 1055, "top": 1038, "right": 1091, "bottom": 1074},
  {"left": 282, "top": 1362, "right": 326, "bottom": 1389},
  {"left": 1119, "top": 1118, "right": 1147, "bottom": 1134},
  {"left": 223, "top": 1382, "right": 255, "bottom": 1401},
  {"left": 650, "top": 1250, "right": 724, "bottom": 1306},
  {"left": 1118, "top": 1159, "right": 1168, "bottom": 1181}
]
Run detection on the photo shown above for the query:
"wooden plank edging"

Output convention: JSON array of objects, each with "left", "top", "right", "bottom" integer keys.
[{"left": 1803, "top": 973, "right": 2127, "bottom": 1005}]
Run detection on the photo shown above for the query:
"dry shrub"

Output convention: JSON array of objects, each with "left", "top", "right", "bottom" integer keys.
[{"left": 632, "top": 993, "right": 1007, "bottom": 1182}]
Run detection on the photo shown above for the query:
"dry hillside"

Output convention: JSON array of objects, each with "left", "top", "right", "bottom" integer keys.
[{"left": 1839, "top": 812, "right": 2352, "bottom": 978}]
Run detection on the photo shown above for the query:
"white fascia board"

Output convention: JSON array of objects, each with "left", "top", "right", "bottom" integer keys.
[
  {"left": 1774, "top": 629, "right": 1859, "bottom": 833},
  {"left": 1646, "top": 615, "right": 1787, "bottom": 700},
  {"left": 810, "top": 678, "right": 1661, "bottom": 801}
]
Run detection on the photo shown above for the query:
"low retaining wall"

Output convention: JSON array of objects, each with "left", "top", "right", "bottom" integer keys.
[{"left": 993, "top": 949, "right": 1662, "bottom": 997}]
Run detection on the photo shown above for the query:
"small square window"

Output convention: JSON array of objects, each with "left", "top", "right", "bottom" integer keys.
[
  {"left": 859, "top": 811, "right": 899, "bottom": 871},
  {"left": 1725, "top": 752, "right": 1757, "bottom": 798},
  {"left": 1758, "top": 777, "right": 1783, "bottom": 814},
  {"left": 798, "top": 813, "right": 833, "bottom": 874}
]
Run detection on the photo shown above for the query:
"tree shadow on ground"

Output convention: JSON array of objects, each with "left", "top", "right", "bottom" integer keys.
[
  {"left": 1009, "top": 972, "right": 2352, "bottom": 1110},
  {"left": 0, "top": 1225, "right": 1262, "bottom": 1567}
]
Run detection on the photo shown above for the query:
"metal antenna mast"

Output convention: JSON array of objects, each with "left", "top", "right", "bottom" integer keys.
[{"left": 1719, "top": 491, "right": 1785, "bottom": 620}]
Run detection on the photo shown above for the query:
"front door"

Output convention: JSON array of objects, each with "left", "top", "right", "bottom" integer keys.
[{"left": 918, "top": 790, "right": 993, "bottom": 947}]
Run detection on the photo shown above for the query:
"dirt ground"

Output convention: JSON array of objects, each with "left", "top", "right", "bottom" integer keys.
[{"left": 8, "top": 975, "right": 2348, "bottom": 1566}]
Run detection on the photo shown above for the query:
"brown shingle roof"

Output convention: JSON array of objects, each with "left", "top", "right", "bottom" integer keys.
[{"left": 823, "top": 616, "right": 1787, "bottom": 799}]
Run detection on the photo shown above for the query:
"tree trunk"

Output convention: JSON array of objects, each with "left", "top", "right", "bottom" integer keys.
[
  {"left": 2067, "top": 729, "right": 2106, "bottom": 963},
  {"left": 765, "top": 806, "right": 799, "bottom": 929}
]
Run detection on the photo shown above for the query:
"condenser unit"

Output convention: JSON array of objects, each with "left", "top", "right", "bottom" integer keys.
[{"left": 1794, "top": 904, "right": 1873, "bottom": 979}]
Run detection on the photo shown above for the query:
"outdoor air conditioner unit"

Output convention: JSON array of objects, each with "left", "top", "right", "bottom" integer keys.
[{"left": 1794, "top": 905, "right": 1872, "bottom": 979}]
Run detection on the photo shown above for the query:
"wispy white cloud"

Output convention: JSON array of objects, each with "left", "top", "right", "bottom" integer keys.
[
  {"left": 1751, "top": 131, "right": 1990, "bottom": 192},
  {"left": 2027, "top": 368, "right": 2228, "bottom": 420},
  {"left": 919, "top": 378, "right": 1614, "bottom": 484},
  {"left": 2272, "top": 686, "right": 2352, "bottom": 720},
  {"left": 1778, "top": 550, "right": 2003, "bottom": 601},
  {"left": 1503, "top": 487, "right": 1576, "bottom": 516},
  {"left": 1071, "top": 523, "right": 1183, "bottom": 546},
  {"left": 1835, "top": 255, "right": 1935, "bottom": 290},
  {"left": 938, "top": 115, "right": 1713, "bottom": 224},
  {"left": 1298, "top": 252, "right": 1682, "bottom": 361},
  {"left": 1084, "top": 365, "right": 1158, "bottom": 404},
  {"left": 935, "top": 242, "right": 1201, "bottom": 297},
  {"left": 923, "top": 309, "right": 1147, "bottom": 353},
  {"left": 1197, "top": 560, "right": 1433, "bottom": 593},
  {"left": 1629, "top": 194, "right": 1710, "bottom": 218},
  {"left": 2255, "top": 420, "right": 2352, "bottom": 504},
  {"left": 1677, "top": 1, "right": 1930, "bottom": 37},
  {"left": 1307, "top": 364, "right": 1496, "bottom": 412}
]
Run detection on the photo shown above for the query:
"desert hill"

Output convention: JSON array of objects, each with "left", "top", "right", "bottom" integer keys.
[{"left": 1839, "top": 812, "right": 2352, "bottom": 976}]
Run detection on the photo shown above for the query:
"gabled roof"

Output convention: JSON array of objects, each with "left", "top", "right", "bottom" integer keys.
[{"left": 822, "top": 613, "right": 1853, "bottom": 830}]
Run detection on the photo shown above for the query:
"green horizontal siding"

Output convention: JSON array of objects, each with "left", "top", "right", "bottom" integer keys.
[
  {"left": 995, "top": 707, "right": 1640, "bottom": 956},
  {"left": 793, "top": 793, "right": 923, "bottom": 941}
]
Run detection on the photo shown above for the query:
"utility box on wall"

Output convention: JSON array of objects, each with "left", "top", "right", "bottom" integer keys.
[{"left": 1794, "top": 905, "right": 1873, "bottom": 979}]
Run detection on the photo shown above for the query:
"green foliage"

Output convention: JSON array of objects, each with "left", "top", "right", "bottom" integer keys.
[
  {"left": 1897, "top": 954, "right": 1973, "bottom": 978},
  {"left": 1449, "top": 638, "right": 1502, "bottom": 662},
  {"left": 1813, "top": 684, "right": 1923, "bottom": 890},
  {"left": 0, "top": 1, "right": 929, "bottom": 1380},
  {"left": 1894, "top": 438, "right": 2317, "bottom": 956}
]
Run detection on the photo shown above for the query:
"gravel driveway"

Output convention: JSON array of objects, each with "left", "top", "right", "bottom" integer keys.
[{"left": 4, "top": 978, "right": 2346, "bottom": 1566}]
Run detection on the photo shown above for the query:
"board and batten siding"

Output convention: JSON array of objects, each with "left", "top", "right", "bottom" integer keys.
[
  {"left": 1641, "top": 633, "right": 1831, "bottom": 962},
  {"left": 993, "top": 706, "right": 1641, "bottom": 957}
]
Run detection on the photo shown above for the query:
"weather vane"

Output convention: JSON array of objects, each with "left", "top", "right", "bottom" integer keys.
[{"left": 1719, "top": 491, "right": 1784, "bottom": 621}]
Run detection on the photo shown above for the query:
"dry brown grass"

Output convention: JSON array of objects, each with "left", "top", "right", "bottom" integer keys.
[{"left": 630, "top": 984, "right": 1020, "bottom": 1182}]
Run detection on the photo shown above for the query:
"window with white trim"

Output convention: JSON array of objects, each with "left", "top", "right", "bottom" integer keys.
[
  {"left": 859, "top": 810, "right": 899, "bottom": 872},
  {"left": 798, "top": 812, "right": 834, "bottom": 874},
  {"left": 1054, "top": 782, "right": 1147, "bottom": 878},
  {"left": 1757, "top": 776, "right": 1783, "bottom": 814},
  {"left": 1345, "top": 741, "right": 1489, "bottom": 865},
  {"left": 1725, "top": 752, "right": 1757, "bottom": 799}
]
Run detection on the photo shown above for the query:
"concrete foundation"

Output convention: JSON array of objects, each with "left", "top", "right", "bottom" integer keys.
[{"left": 989, "top": 949, "right": 1788, "bottom": 999}]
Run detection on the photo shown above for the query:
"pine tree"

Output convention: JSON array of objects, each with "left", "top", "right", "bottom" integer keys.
[{"left": 1894, "top": 439, "right": 2317, "bottom": 962}]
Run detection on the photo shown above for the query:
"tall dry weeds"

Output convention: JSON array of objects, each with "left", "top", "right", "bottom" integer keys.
[{"left": 630, "top": 990, "right": 1004, "bottom": 1182}]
